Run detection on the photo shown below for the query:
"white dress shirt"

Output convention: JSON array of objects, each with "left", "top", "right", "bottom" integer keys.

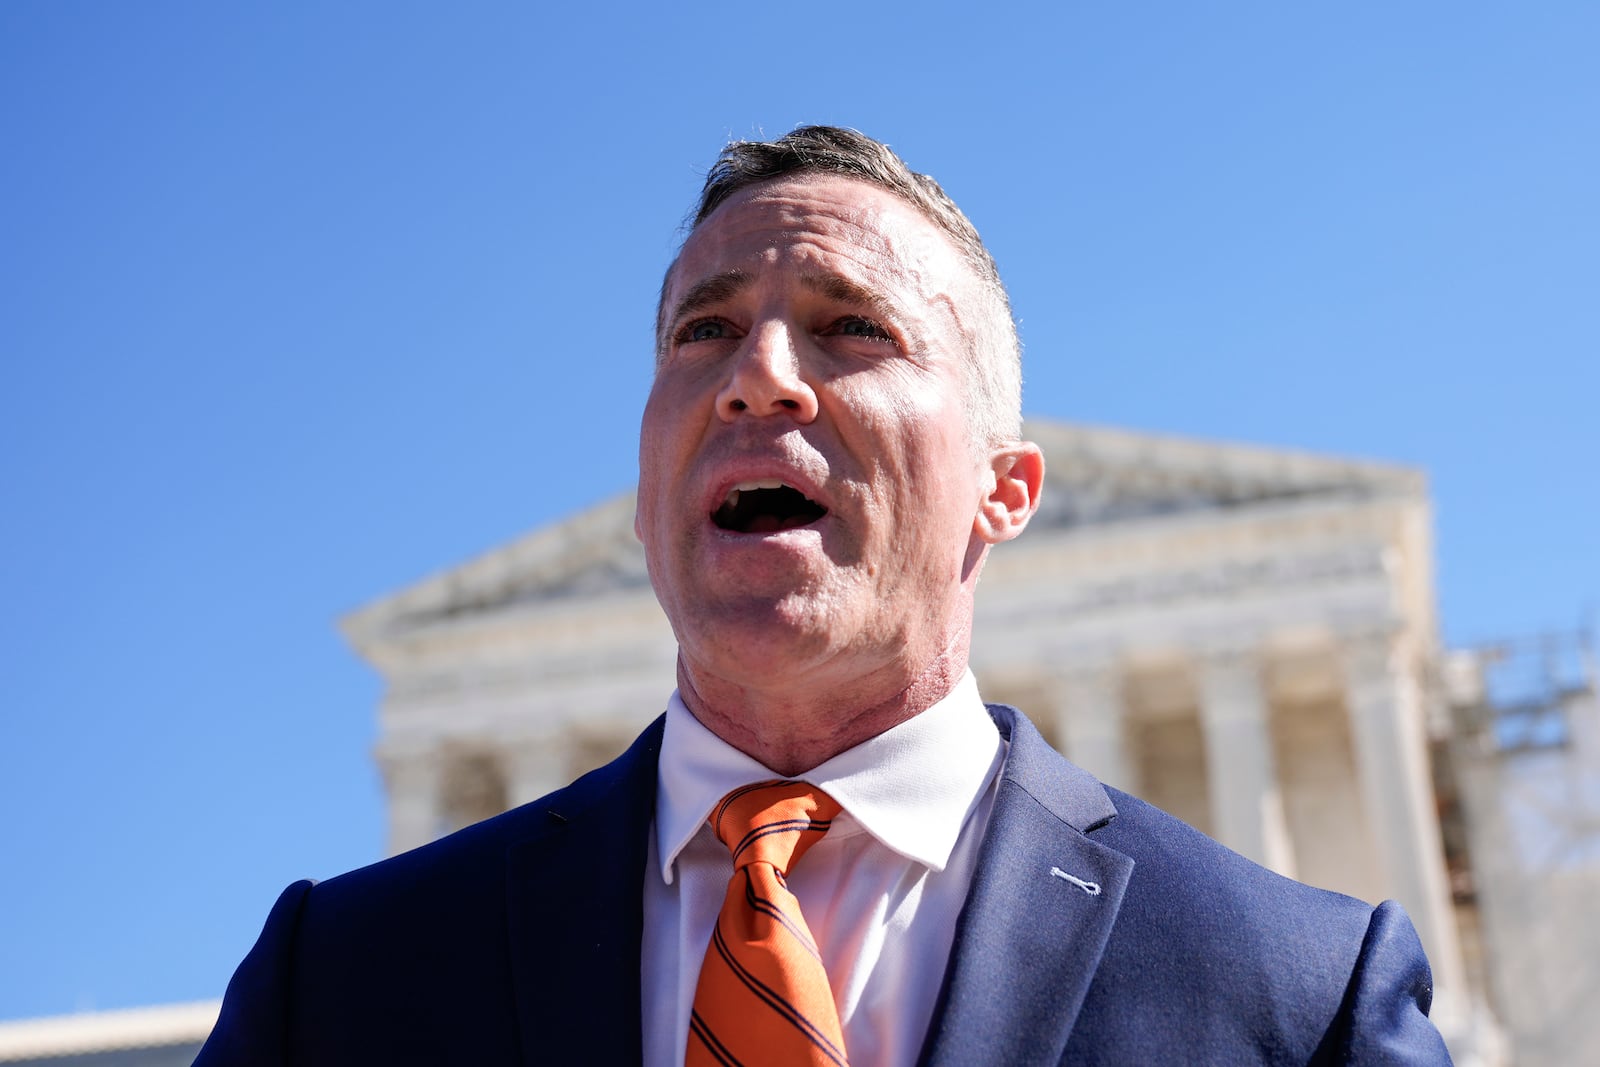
[{"left": 641, "top": 670, "right": 1006, "bottom": 1067}]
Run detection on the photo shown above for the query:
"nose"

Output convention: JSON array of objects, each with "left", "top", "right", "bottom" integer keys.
[{"left": 715, "top": 323, "right": 819, "bottom": 423}]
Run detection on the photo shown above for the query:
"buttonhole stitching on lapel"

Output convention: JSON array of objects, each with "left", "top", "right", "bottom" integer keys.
[{"left": 1049, "top": 866, "right": 1101, "bottom": 895}]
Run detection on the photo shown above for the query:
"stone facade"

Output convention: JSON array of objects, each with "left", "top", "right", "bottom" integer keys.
[{"left": 341, "top": 419, "right": 1500, "bottom": 1063}]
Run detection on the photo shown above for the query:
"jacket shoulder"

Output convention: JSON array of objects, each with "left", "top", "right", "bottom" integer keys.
[
  {"left": 314, "top": 712, "right": 664, "bottom": 914},
  {"left": 196, "top": 717, "right": 664, "bottom": 1065},
  {"left": 987, "top": 707, "right": 1444, "bottom": 1063},
  {"left": 1075, "top": 786, "right": 1443, "bottom": 1063}
]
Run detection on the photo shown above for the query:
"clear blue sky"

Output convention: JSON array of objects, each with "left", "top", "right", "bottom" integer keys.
[{"left": 2, "top": 2, "right": 1595, "bottom": 1019}]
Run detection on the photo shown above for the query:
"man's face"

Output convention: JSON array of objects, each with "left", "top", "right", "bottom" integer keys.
[{"left": 637, "top": 175, "right": 1004, "bottom": 700}]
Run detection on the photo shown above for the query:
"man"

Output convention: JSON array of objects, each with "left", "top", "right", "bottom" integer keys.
[{"left": 197, "top": 127, "right": 1451, "bottom": 1065}]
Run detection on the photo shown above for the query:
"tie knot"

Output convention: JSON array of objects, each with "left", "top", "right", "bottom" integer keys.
[{"left": 710, "top": 779, "right": 842, "bottom": 874}]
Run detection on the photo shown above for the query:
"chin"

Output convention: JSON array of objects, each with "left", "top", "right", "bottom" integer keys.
[{"left": 683, "top": 596, "right": 845, "bottom": 676}]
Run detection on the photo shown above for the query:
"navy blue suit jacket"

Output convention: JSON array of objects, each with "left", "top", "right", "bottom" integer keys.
[{"left": 196, "top": 706, "right": 1451, "bottom": 1065}]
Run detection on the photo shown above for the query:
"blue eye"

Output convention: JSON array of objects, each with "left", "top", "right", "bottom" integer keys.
[
  {"left": 683, "top": 320, "right": 727, "bottom": 342},
  {"left": 834, "top": 317, "right": 890, "bottom": 340}
]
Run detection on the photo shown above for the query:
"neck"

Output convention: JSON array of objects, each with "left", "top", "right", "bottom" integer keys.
[{"left": 676, "top": 636, "right": 972, "bottom": 777}]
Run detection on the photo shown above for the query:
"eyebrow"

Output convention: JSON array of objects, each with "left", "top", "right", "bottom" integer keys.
[
  {"left": 663, "top": 270, "right": 753, "bottom": 331},
  {"left": 800, "top": 273, "right": 896, "bottom": 319},
  {"left": 666, "top": 270, "right": 894, "bottom": 324}
]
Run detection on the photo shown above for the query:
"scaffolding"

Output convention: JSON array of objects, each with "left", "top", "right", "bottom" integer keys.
[{"left": 1445, "top": 629, "right": 1600, "bottom": 1066}]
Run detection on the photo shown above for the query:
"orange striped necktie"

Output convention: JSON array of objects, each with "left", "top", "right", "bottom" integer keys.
[{"left": 687, "top": 780, "right": 849, "bottom": 1067}]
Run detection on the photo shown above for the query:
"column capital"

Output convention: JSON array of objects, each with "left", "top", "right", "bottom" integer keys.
[
  {"left": 1339, "top": 627, "right": 1430, "bottom": 704},
  {"left": 1043, "top": 642, "right": 1123, "bottom": 680},
  {"left": 1191, "top": 626, "right": 1267, "bottom": 666},
  {"left": 1337, "top": 622, "right": 1415, "bottom": 662},
  {"left": 374, "top": 743, "right": 443, "bottom": 788}
]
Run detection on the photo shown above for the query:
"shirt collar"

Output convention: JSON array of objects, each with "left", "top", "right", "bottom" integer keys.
[{"left": 654, "top": 670, "right": 1002, "bottom": 884}]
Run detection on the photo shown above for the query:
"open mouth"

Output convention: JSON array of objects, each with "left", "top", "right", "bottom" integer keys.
[{"left": 711, "top": 479, "right": 829, "bottom": 534}]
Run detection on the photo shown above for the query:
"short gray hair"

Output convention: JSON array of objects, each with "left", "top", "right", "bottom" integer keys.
[{"left": 661, "top": 126, "right": 1022, "bottom": 449}]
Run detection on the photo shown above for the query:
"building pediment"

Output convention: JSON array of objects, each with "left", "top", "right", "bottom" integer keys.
[
  {"left": 1024, "top": 421, "right": 1421, "bottom": 533},
  {"left": 342, "top": 420, "right": 1423, "bottom": 649},
  {"left": 342, "top": 491, "right": 651, "bottom": 653}
]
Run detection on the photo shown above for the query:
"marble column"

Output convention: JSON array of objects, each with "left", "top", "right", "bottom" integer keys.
[
  {"left": 1198, "top": 644, "right": 1298, "bottom": 877},
  {"left": 1342, "top": 631, "right": 1467, "bottom": 1000},
  {"left": 377, "top": 746, "right": 444, "bottom": 857},
  {"left": 1053, "top": 656, "right": 1133, "bottom": 789}
]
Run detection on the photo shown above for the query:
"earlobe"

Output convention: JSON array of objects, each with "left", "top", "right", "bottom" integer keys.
[{"left": 974, "top": 442, "right": 1044, "bottom": 545}]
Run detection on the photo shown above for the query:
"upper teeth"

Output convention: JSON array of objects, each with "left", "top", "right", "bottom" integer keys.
[{"left": 725, "top": 479, "right": 787, "bottom": 508}]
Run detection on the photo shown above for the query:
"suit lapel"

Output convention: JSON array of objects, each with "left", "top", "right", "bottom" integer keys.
[
  {"left": 918, "top": 706, "right": 1134, "bottom": 1067},
  {"left": 504, "top": 717, "right": 664, "bottom": 1066}
]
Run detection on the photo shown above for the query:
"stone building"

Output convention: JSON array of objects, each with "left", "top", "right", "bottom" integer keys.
[{"left": 342, "top": 419, "right": 1502, "bottom": 1063}]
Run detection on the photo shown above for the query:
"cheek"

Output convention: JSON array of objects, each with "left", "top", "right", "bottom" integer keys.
[
  {"left": 635, "top": 420, "right": 676, "bottom": 541},
  {"left": 641, "top": 366, "right": 722, "bottom": 448},
  {"left": 638, "top": 389, "right": 690, "bottom": 474}
]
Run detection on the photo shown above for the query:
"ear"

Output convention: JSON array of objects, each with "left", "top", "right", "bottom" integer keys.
[{"left": 974, "top": 441, "right": 1044, "bottom": 545}]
